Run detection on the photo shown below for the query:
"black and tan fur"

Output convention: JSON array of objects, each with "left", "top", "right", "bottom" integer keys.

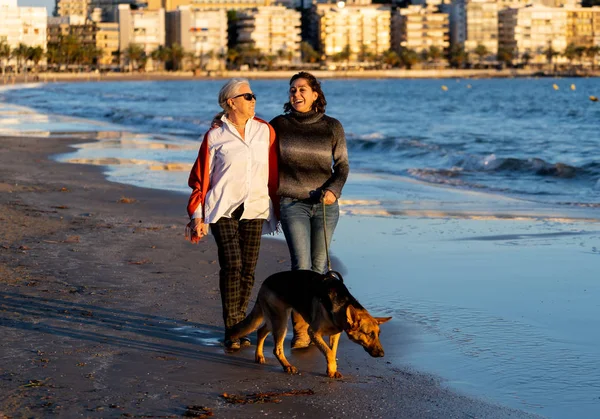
[{"left": 229, "top": 270, "right": 391, "bottom": 378}]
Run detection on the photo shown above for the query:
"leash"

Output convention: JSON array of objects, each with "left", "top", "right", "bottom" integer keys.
[{"left": 321, "top": 190, "right": 333, "bottom": 273}]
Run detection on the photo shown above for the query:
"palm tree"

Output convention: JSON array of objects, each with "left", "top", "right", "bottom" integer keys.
[
  {"left": 563, "top": 43, "right": 578, "bottom": 70},
  {"left": 112, "top": 49, "right": 122, "bottom": 71},
  {"left": 300, "top": 42, "right": 319, "bottom": 64},
  {"left": 150, "top": 45, "right": 169, "bottom": 71},
  {"left": 13, "top": 43, "right": 29, "bottom": 73},
  {"left": 399, "top": 48, "right": 419, "bottom": 69},
  {"left": 496, "top": 47, "right": 514, "bottom": 68},
  {"left": 448, "top": 45, "right": 468, "bottom": 68},
  {"left": 124, "top": 43, "right": 145, "bottom": 72},
  {"left": 226, "top": 47, "right": 240, "bottom": 69},
  {"left": 544, "top": 44, "right": 559, "bottom": 72},
  {"left": 61, "top": 35, "right": 81, "bottom": 70},
  {"left": 169, "top": 43, "right": 184, "bottom": 71},
  {"left": 473, "top": 43, "right": 489, "bottom": 67},
  {"left": 27, "top": 46, "right": 44, "bottom": 73},
  {"left": 521, "top": 51, "right": 532, "bottom": 68},
  {"left": 585, "top": 45, "right": 600, "bottom": 70},
  {"left": 0, "top": 41, "right": 11, "bottom": 75},
  {"left": 45, "top": 45, "right": 59, "bottom": 71},
  {"left": 428, "top": 46, "right": 443, "bottom": 66},
  {"left": 380, "top": 50, "right": 400, "bottom": 68}
]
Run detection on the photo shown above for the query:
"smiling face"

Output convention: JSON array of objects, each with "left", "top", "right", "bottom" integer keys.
[
  {"left": 228, "top": 83, "right": 255, "bottom": 121},
  {"left": 289, "top": 78, "right": 318, "bottom": 113}
]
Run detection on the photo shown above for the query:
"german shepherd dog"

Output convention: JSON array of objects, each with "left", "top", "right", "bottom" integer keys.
[{"left": 229, "top": 270, "right": 391, "bottom": 378}]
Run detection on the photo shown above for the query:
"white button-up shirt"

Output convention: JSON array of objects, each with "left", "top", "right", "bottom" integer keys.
[{"left": 192, "top": 115, "right": 272, "bottom": 225}]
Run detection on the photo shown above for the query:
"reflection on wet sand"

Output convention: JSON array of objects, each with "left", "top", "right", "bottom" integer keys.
[
  {"left": 340, "top": 199, "right": 600, "bottom": 224},
  {"left": 65, "top": 157, "right": 190, "bottom": 172}
]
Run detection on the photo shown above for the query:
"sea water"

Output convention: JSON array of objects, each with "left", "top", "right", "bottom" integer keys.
[{"left": 1, "top": 78, "right": 600, "bottom": 418}]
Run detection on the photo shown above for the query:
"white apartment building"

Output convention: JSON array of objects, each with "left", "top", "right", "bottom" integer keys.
[
  {"left": 0, "top": 0, "right": 46, "bottom": 58},
  {"left": 565, "top": 5, "right": 600, "bottom": 48},
  {"left": 449, "top": 0, "right": 498, "bottom": 59},
  {"left": 237, "top": 6, "right": 302, "bottom": 62},
  {"left": 315, "top": 4, "right": 391, "bottom": 62},
  {"left": 147, "top": 0, "right": 273, "bottom": 12},
  {"left": 498, "top": 4, "right": 567, "bottom": 65},
  {"left": 55, "top": 0, "right": 90, "bottom": 18},
  {"left": 118, "top": 4, "right": 166, "bottom": 69},
  {"left": 392, "top": 4, "right": 449, "bottom": 55},
  {"left": 166, "top": 6, "right": 228, "bottom": 68}
]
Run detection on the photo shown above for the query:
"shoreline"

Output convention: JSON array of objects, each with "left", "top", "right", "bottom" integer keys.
[
  {"left": 0, "top": 134, "right": 541, "bottom": 418},
  {"left": 1, "top": 68, "right": 597, "bottom": 85}
]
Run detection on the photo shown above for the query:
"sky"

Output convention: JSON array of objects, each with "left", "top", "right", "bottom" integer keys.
[{"left": 18, "top": 0, "right": 54, "bottom": 13}]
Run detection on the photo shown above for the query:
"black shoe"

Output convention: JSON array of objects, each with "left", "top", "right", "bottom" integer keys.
[
  {"left": 240, "top": 336, "right": 251, "bottom": 347},
  {"left": 224, "top": 339, "right": 241, "bottom": 352}
]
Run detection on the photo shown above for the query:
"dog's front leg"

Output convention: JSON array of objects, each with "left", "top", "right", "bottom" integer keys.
[
  {"left": 309, "top": 329, "right": 342, "bottom": 379},
  {"left": 272, "top": 326, "right": 298, "bottom": 374}
]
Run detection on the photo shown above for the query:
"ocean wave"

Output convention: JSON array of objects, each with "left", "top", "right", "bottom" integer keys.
[{"left": 468, "top": 154, "right": 598, "bottom": 180}]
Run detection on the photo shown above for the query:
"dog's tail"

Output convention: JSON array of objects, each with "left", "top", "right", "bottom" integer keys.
[{"left": 228, "top": 299, "right": 264, "bottom": 339}]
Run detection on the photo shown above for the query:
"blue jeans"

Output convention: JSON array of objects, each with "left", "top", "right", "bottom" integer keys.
[{"left": 280, "top": 197, "right": 340, "bottom": 273}]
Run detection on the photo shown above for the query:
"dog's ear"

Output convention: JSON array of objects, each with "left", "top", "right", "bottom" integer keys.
[
  {"left": 374, "top": 316, "right": 392, "bottom": 325},
  {"left": 346, "top": 305, "right": 359, "bottom": 329}
]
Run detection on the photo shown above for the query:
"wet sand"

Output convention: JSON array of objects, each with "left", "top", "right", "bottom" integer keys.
[{"left": 0, "top": 135, "right": 541, "bottom": 418}]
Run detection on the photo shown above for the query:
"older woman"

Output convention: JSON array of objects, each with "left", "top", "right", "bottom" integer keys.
[
  {"left": 186, "top": 78, "right": 278, "bottom": 352},
  {"left": 270, "top": 72, "right": 350, "bottom": 349}
]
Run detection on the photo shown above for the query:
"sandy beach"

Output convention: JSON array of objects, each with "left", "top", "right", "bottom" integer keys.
[{"left": 0, "top": 135, "right": 547, "bottom": 418}]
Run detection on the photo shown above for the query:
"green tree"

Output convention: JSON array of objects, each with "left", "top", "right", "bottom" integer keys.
[
  {"left": 331, "top": 45, "right": 351, "bottom": 63},
  {"left": 226, "top": 47, "right": 240, "bottom": 69},
  {"left": 45, "top": 45, "right": 60, "bottom": 70},
  {"left": 448, "top": 45, "right": 468, "bottom": 68},
  {"left": 496, "top": 47, "right": 514, "bottom": 68},
  {"left": 473, "top": 43, "right": 489, "bottom": 66},
  {"left": 125, "top": 43, "right": 145, "bottom": 71},
  {"left": 13, "top": 43, "right": 29, "bottom": 73},
  {"left": 399, "top": 48, "right": 419, "bottom": 69},
  {"left": 151, "top": 45, "right": 169, "bottom": 71},
  {"left": 544, "top": 44, "right": 559, "bottom": 71},
  {"left": 563, "top": 43, "right": 578, "bottom": 69},
  {"left": 521, "top": 51, "right": 532, "bottom": 68},
  {"left": 380, "top": 50, "right": 400, "bottom": 68},
  {"left": 27, "top": 46, "right": 44, "bottom": 73},
  {"left": 300, "top": 41, "right": 319, "bottom": 64},
  {"left": 169, "top": 43, "right": 185, "bottom": 71},
  {"left": 428, "top": 46, "right": 443, "bottom": 65},
  {"left": 585, "top": 45, "right": 600, "bottom": 70},
  {"left": 0, "top": 41, "right": 11, "bottom": 75}
]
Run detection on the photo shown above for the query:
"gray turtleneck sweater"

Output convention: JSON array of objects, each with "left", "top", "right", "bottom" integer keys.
[{"left": 270, "top": 110, "right": 349, "bottom": 202}]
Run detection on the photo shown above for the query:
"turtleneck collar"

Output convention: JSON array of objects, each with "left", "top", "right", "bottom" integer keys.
[{"left": 288, "top": 108, "right": 324, "bottom": 124}]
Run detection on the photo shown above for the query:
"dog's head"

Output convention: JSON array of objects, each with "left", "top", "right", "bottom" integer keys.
[{"left": 344, "top": 305, "right": 391, "bottom": 357}]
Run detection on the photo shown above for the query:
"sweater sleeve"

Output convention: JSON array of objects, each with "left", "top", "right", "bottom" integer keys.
[
  {"left": 323, "top": 118, "right": 349, "bottom": 198},
  {"left": 186, "top": 132, "right": 211, "bottom": 219}
]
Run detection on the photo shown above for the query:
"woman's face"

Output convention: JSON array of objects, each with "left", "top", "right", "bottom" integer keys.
[
  {"left": 289, "top": 78, "right": 318, "bottom": 113},
  {"left": 228, "top": 83, "right": 256, "bottom": 120}
]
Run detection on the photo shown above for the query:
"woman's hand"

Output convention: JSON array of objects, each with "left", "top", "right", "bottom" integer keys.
[
  {"left": 322, "top": 190, "right": 337, "bottom": 205},
  {"left": 185, "top": 218, "right": 209, "bottom": 243}
]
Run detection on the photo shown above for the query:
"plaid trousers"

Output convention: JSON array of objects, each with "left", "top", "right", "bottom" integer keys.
[{"left": 210, "top": 205, "right": 263, "bottom": 332}]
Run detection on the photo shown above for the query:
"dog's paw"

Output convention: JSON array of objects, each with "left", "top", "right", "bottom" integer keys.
[
  {"left": 255, "top": 355, "right": 266, "bottom": 364},
  {"left": 327, "top": 370, "right": 343, "bottom": 379},
  {"left": 284, "top": 365, "right": 299, "bottom": 374}
]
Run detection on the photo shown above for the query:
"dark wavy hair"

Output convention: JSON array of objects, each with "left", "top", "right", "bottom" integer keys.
[{"left": 283, "top": 71, "right": 327, "bottom": 114}]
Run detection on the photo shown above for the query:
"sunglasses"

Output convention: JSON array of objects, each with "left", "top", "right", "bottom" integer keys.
[{"left": 231, "top": 93, "right": 256, "bottom": 101}]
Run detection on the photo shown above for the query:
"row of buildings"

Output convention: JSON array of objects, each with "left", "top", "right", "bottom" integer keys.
[{"left": 1, "top": 0, "right": 600, "bottom": 70}]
